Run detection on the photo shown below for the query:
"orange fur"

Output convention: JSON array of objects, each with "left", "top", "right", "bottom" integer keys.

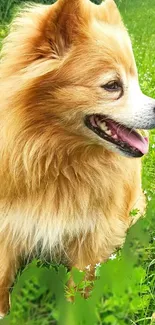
[{"left": 0, "top": 0, "right": 147, "bottom": 315}]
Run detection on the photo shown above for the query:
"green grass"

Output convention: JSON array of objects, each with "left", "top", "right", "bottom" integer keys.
[{"left": 1, "top": 0, "right": 155, "bottom": 324}]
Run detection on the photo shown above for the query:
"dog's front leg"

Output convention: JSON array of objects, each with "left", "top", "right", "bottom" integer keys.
[
  {"left": 66, "top": 236, "right": 106, "bottom": 299},
  {"left": 0, "top": 241, "right": 19, "bottom": 318}
]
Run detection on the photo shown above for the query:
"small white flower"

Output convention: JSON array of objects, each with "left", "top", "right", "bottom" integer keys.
[
  {"left": 148, "top": 196, "right": 152, "bottom": 201},
  {"left": 85, "top": 264, "right": 91, "bottom": 271},
  {"left": 152, "top": 144, "right": 155, "bottom": 149},
  {"left": 109, "top": 253, "right": 117, "bottom": 260},
  {"left": 144, "top": 190, "right": 147, "bottom": 195},
  {"left": 95, "top": 263, "right": 101, "bottom": 269}
]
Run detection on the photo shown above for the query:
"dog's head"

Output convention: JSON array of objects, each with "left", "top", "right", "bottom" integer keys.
[{"left": 2, "top": 0, "right": 155, "bottom": 158}]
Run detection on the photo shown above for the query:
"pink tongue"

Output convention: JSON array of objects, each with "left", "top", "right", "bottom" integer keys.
[
  {"left": 107, "top": 121, "right": 149, "bottom": 154},
  {"left": 118, "top": 130, "right": 148, "bottom": 154}
]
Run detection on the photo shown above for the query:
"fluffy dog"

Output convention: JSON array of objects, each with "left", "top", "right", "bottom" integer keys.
[{"left": 0, "top": 0, "right": 155, "bottom": 316}]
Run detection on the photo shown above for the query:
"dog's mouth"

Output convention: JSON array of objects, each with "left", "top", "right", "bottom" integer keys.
[{"left": 85, "top": 114, "right": 149, "bottom": 157}]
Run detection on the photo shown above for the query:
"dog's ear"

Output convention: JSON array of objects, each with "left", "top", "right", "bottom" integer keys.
[
  {"left": 45, "top": 0, "right": 91, "bottom": 57},
  {"left": 97, "top": 0, "right": 124, "bottom": 26}
]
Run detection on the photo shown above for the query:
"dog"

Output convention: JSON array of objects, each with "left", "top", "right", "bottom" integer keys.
[{"left": 0, "top": 0, "right": 155, "bottom": 317}]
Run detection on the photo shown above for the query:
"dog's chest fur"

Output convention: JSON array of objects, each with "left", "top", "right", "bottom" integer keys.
[{"left": 0, "top": 152, "right": 143, "bottom": 262}]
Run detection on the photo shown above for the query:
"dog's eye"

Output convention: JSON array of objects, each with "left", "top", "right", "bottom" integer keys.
[{"left": 102, "top": 81, "right": 122, "bottom": 92}]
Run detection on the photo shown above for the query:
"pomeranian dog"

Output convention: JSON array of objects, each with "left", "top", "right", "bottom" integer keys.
[{"left": 0, "top": 0, "right": 155, "bottom": 316}]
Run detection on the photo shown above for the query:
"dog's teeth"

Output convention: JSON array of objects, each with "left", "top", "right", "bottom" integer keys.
[
  {"left": 100, "top": 122, "right": 108, "bottom": 131},
  {"left": 106, "top": 129, "right": 112, "bottom": 136}
]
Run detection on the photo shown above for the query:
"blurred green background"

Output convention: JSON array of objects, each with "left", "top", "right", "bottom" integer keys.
[{"left": 1, "top": 0, "right": 155, "bottom": 324}]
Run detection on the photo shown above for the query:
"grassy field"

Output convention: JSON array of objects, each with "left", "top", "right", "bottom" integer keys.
[{"left": 1, "top": 0, "right": 155, "bottom": 324}]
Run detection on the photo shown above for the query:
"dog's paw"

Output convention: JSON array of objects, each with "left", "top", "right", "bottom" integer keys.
[
  {"left": 0, "top": 291, "right": 10, "bottom": 318},
  {"left": 0, "top": 314, "right": 5, "bottom": 320}
]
